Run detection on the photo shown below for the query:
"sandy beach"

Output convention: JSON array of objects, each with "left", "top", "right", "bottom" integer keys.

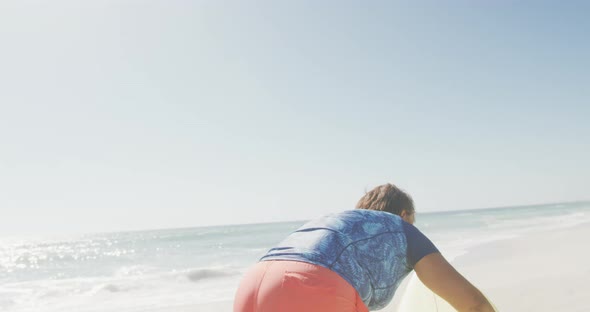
[{"left": 450, "top": 222, "right": 590, "bottom": 312}]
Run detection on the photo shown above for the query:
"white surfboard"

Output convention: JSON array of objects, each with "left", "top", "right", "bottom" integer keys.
[{"left": 387, "top": 273, "right": 498, "bottom": 312}]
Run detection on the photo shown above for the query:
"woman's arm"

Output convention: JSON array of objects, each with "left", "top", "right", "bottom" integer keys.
[{"left": 414, "top": 252, "right": 495, "bottom": 312}]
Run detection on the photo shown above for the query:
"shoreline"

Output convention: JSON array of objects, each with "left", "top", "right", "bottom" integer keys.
[{"left": 450, "top": 222, "right": 590, "bottom": 312}]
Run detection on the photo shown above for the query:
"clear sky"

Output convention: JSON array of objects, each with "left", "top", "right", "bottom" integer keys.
[{"left": 0, "top": 1, "right": 588, "bottom": 236}]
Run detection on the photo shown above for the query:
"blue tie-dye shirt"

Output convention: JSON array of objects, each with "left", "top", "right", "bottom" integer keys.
[{"left": 260, "top": 209, "right": 438, "bottom": 310}]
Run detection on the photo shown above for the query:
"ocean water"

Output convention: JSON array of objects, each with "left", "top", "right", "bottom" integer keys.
[{"left": 1, "top": 202, "right": 589, "bottom": 312}]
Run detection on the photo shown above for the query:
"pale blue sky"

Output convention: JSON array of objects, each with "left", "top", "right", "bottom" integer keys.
[{"left": 1, "top": 1, "right": 588, "bottom": 235}]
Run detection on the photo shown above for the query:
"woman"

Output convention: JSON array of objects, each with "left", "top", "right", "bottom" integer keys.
[{"left": 234, "top": 183, "right": 495, "bottom": 312}]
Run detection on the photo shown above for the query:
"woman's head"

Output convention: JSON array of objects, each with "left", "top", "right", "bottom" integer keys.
[{"left": 356, "top": 183, "right": 415, "bottom": 224}]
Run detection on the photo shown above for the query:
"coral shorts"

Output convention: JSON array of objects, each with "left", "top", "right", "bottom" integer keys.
[{"left": 234, "top": 260, "right": 369, "bottom": 312}]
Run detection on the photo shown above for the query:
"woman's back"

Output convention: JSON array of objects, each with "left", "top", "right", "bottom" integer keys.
[{"left": 260, "top": 210, "right": 417, "bottom": 310}]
